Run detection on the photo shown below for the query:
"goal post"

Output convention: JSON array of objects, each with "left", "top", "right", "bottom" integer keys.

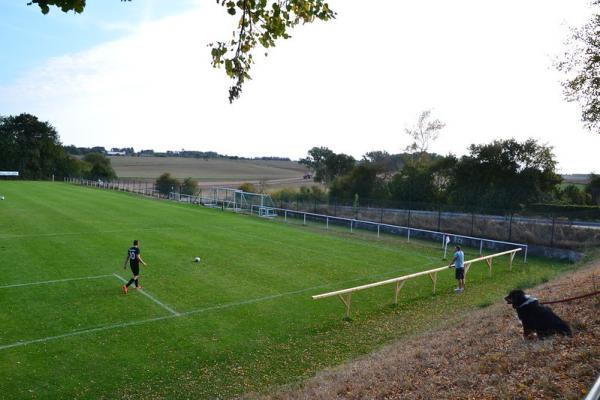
[{"left": 210, "top": 187, "right": 276, "bottom": 216}]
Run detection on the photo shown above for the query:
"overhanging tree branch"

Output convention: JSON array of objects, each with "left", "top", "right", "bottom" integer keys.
[{"left": 27, "top": 0, "right": 336, "bottom": 103}]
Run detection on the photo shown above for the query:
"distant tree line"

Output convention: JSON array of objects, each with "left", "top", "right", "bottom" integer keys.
[
  {"left": 297, "top": 140, "right": 600, "bottom": 210},
  {"left": 0, "top": 113, "right": 116, "bottom": 181},
  {"left": 64, "top": 146, "right": 291, "bottom": 161}
]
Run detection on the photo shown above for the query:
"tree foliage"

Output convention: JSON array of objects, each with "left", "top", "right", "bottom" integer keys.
[
  {"left": 238, "top": 182, "right": 257, "bottom": 193},
  {"left": 0, "top": 113, "right": 82, "bottom": 179},
  {"left": 587, "top": 173, "right": 600, "bottom": 205},
  {"left": 389, "top": 164, "right": 439, "bottom": 204},
  {"left": 361, "top": 150, "right": 404, "bottom": 179},
  {"left": 155, "top": 173, "right": 179, "bottom": 196},
  {"left": 559, "top": 185, "right": 589, "bottom": 205},
  {"left": 299, "top": 147, "right": 355, "bottom": 184},
  {"left": 27, "top": 0, "right": 335, "bottom": 103},
  {"left": 82, "top": 153, "right": 117, "bottom": 181},
  {"left": 448, "top": 139, "right": 561, "bottom": 209},
  {"left": 320, "top": 139, "right": 564, "bottom": 210},
  {"left": 181, "top": 177, "right": 200, "bottom": 195},
  {"left": 557, "top": 1, "right": 600, "bottom": 132},
  {"left": 27, "top": 0, "right": 88, "bottom": 14},
  {"left": 271, "top": 185, "right": 327, "bottom": 202},
  {"left": 404, "top": 110, "right": 445, "bottom": 165},
  {"left": 329, "top": 164, "right": 388, "bottom": 200}
]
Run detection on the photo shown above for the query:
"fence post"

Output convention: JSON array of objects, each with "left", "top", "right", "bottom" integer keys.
[
  {"left": 479, "top": 240, "right": 483, "bottom": 256},
  {"left": 407, "top": 228, "right": 410, "bottom": 242},
  {"left": 326, "top": 216, "right": 329, "bottom": 230},
  {"left": 380, "top": 207, "right": 384, "bottom": 223},
  {"left": 437, "top": 209, "right": 441, "bottom": 232},
  {"left": 508, "top": 212, "right": 513, "bottom": 241},
  {"left": 407, "top": 209, "right": 411, "bottom": 229},
  {"left": 471, "top": 212, "right": 475, "bottom": 236},
  {"left": 350, "top": 220, "right": 353, "bottom": 233},
  {"left": 377, "top": 224, "right": 380, "bottom": 238},
  {"left": 303, "top": 212, "right": 306, "bottom": 226}
]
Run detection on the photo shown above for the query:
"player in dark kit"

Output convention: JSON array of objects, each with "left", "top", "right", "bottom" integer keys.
[{"left": 122, "top": 239, "right": 147, "bottom": 294}]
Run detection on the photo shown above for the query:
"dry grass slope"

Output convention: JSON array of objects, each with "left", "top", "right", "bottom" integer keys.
[
  {"left": 109, "top": 156, "right": 311, "bottom": 190},
  {"left": 110, "top": 157, "right": 306, "bottom": 179},
  {"left": 259, "top": 261, "right": 600, "bottom": 400}
]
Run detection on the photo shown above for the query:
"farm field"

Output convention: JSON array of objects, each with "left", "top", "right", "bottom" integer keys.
[
  {"left": 108, "top": 156, "right": 311, "bottom": 190},
  {"left": 0, "top": 182, "right": 574, "bottom": 399}
]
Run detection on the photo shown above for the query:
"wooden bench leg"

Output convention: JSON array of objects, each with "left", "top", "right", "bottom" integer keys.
[
  {"left": 464, "top": 263, "right": 471, "bottom": 283},
  {"left": 509, "top": 252, "right": 516, "bottom": 271},
  {"left": 394, "top": 281, "right": 406, "bottom": 304},
  {"left": 338, "top": 293, "right": 353, "bottom": 319},
  {"left": 428, "top": 272, "right": 438, "bottom": 294}
]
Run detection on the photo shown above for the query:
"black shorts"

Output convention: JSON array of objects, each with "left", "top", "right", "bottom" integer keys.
[
  {"left": 455, "top": 267, "right": 464, "bottom": 280},
  {"left": 130, "top": 263, "right": 140, "bottom": 276}
]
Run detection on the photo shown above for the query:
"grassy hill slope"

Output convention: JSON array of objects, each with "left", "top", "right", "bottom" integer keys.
[{"left": 263, "top": 258, "right": 600, "bottom": 399}]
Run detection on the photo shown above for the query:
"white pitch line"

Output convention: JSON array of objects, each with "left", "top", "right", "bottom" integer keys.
[
  {"left": 0, "top": 314, "right": 175, "bottom": 351},
  {"left": 0, "top": 280, "right": 341, "bottom": 351},
  {"left": 0, "top": 227, "right": 173, "bottom": 240},
  {"left": 0, "top": 287, "right": 309, "bottom": 351},
  {"left": 0, "top": 274, "right": 113, "bottom": 289},
  {"left": 112, "top": 273, "right": 179, "bottom": 316},
  {"left": 0, "top": 267, "right": 424, "bottom": 351}
]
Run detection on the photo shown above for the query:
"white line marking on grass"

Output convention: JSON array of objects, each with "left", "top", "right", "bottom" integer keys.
[
  {"left": 0, "top": 274, "right": 113, "bottom": 289},
  {"left": 0, "top": 227, "right": 173, "bottom": 240},
  {"left": 0, "top": 285, "right": 317, "bottom": 351},
  {"left": 0, "top": 267, "right": 437, "bottom": 351},
  {"left": 0, "top": 315, "right": 175, "bottom": 351},
  {"left": 112, "top": 273, "right": 179, "bottom": 316}
]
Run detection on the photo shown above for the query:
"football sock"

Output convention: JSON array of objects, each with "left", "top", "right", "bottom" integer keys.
[
  {"left": 134, "top": 278, "right": 139, "bottom": 287},
  {"left": 126, "top": 278, "right": 135, "bottom": 287}
]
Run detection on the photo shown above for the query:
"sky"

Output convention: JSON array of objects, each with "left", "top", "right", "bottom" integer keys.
[{"left": 1, "top": 0, "right": 599, "bottom": 173}]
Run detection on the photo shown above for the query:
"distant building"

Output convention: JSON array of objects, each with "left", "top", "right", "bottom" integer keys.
[{"left": 106, "top": 151, "right": 126, "bottom": 156}]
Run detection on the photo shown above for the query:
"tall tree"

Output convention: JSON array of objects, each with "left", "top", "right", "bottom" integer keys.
[
  {"left": 27, "top": 0, "right": 335, "bottom": 103},
  {"left": 299, "top": 147, "right": 355, "bottom": 185},
  {"left": 299, "top": 146, "right": 334, "bottom": 182},
  {"left": 0, "top": 113, "right": 80, "bottom": 179},
  {"left": 404, "top": 110, "right": 445, "bottom": 165},
  {"left": 556, "top": 1, "right": 600, "bottom": 132},
  {"left": 448, "top": 139, "right": 562, "bottom": 209}
]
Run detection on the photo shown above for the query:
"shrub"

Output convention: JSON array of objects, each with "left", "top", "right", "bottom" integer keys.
[
  {"left": 155, "top": 173, "right": 179, "bottom": 196},
  {"left": 181, "top": 177, "right": 199, "bottom": 195},
  {"left": 238, "top": 182, "right": 257, "bottom": 193}
]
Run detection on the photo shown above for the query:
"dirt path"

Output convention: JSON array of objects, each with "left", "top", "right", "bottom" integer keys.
[{"left": 257, "top": 260, "right": 600, "bottom": 400}]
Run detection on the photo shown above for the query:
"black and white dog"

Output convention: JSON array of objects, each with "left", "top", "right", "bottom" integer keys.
[{"left": 505, "top": 289, "right": 572, "bottom": 339}]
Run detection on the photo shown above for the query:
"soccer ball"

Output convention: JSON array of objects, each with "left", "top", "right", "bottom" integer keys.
[
  {"left": 194, "top": 256, "right": 201, "bottom": 263},
  {"left": 0, "top": 196, "right": 4, "bottom": 200}
]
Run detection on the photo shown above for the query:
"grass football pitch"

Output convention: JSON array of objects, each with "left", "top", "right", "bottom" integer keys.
[{"left": 0, "top": 182, "right": 572, "bottom": 399}]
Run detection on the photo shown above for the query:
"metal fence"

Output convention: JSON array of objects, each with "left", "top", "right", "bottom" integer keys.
[
  {"left": 248, "top": 205, "right": 528, "bottom": 262},
  {"left": 272, "top": 197, "right": 600, "bottom": 249}
]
